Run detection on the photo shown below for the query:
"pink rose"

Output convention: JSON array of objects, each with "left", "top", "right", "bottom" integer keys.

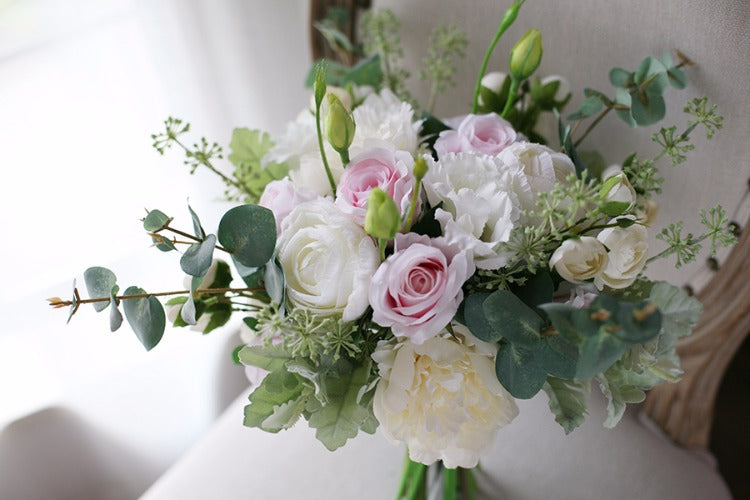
[
  {"left": 434, "top": 113, "right": 517, "bottom": 158},
  {"left": 369, "top": 233, "right": 475, "bottom": 344},
  {"left": 259, "top": 178, "right": 317, "bottom": 234},
  {"left": 335, "top": 147, "right": 417, "bottom": 226}
]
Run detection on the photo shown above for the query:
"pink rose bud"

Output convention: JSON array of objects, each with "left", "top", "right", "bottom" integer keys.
[
  {"left": 434, "top": 113, "right": 517, "bottom": 158},
  {"left": 369, "top": 233, "right": 475, "bottom": 344},
  {"left": 259, "top": 178, "right": 317, "bottom": 234},
  {"left": 335, "top": 147, "right": 417, "bottom": 226}
]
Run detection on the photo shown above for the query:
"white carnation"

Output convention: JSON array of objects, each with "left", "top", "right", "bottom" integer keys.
[
  {"left": 423, "top": 153, "right": 531, "bottom": 269},
  {"left": 276, "top": 198, "right": 379, "bottom": 321},
  {"left": 352, "top": 89, "right": 421, "bottom": 153},
  {"left": 372, "top": 323, "right": 518, "bottom": 469}
]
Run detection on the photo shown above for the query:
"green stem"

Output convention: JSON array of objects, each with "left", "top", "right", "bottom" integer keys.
[
  {"left": 573, "top": 105, "right": 612, "bottom": 148},
  {"left": 337, "top": 149, "right": 350, "bottom": 167},
  {"left": 378, "top": 238, "right": 387, "bottom": 262},
  {"left": 406, "top": 462, "right": 427, "bottom": 500},
  {"left": 443, "top": 467, "right": 458, "bottom": 500},
  {"left": 397, "top": 454, "right": 415, "bottom": 499},
  {"left": 174, "top": 139, "right": 243, "bottom": 190},
  {"left": 465, "top": 468, "right": 477, "bottom": 500},
  {"left": 501, "top": 77, "right": 520, "bottom": 118},
  {"left": 646, "top": 232, "right": 710, "bottom": 264},
  {"left": 315, "top": 101, "right": 338, "bottom": 194},
  {"left": 471, "top": 0, "right": 525, "bottom": 113},
  {"left": 156, "top": 225, "right": 230, "bottom": 253},
  {"left": 402, "top": 181, "right": 422, "bottom": 232},
  {"left": 54, "top": 287, "right": 264, "bottom": 307}
]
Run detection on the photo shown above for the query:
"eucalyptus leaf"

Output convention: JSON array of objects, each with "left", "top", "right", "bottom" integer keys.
[
  {"left": 566, "top": 96, "right": 604, "bottom": 121},
  {"left": 609, "top": 67, "right": 632, "bottom": 88},
  {"left": 109, "top": 286, "right": 122, "bottom": 332},
  {"left": 84, "top": 267, "right": 117, "bottom": 313},
  {"left": 511, "top": 271, "right": 554, "bottom": 312},
  {"left": 630, "top": 91, "right": 666, "bottom": 126},
  {"left": 180, "top": 276, "right": 201, "bottom": 326},
  {"left": 483, "top": 291, "right": 544, "bottom": 347},
  {"left": 462, "top": 293, "right": 495, "bottom": 342},
  {"left": 122, "top": 286, "right": 166, "bottom": 351},
  {"left": 218, "top": 205, "right": 277, "bottom": 268},
  {"left": 180, "top": 234, "right": 216, "bottom": 277},
  {"left": 666, "top": 66, "right": 688, "bottom": 89},
  {"left": 143, "top": 209, "right": 172, "bottom": 232},
  {"left": 187, "top": 203, "right": 206, "bottom": 240},
  {"left": 495, "top": 342, "right": 547, "bottom": 399},
  {"left": 232, "top": 257, "right": 264, "bottom": 288},
  {"left": 150, "top": 234, "right": 177, "bottom": 252},
  {"left": 543, "top": 377, "right": 590, "bottom": 434},
  {"left": 202, "top": 302, "right": 232, "bottom": 334},
  {"left": 263, "top": 259, "right": 285, "bottom": 306}
]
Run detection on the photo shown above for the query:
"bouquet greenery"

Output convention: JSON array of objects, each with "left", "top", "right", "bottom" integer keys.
[{"left": 51, "top": 1, "right": 734, "bottom": 498}]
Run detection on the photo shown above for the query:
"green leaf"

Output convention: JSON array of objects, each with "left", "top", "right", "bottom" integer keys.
[
  {"left": 244, "top": 368, "right": 307, "bottom": 433},
  {"left": 419, "top": 112, "right": 451, "bottom": 156},
  {"left": 187, "top": 203, "right": 206, "bottom": 240},
  {"left": 109, "top": 285, "right": 123, "bottom": 332},
  {"left": 150, "top": 234, "right": 177, "bottom": 252},
  {"left": 263, "top": 259, "right": 285, "bottom": 306},
  {"left": 566, "top": 95, "right": 604, "bottom": 121},
  {"left": 238, "top": 344, "right": 294, "bottom": 372},
  {"left": 614, "top": 300, "right": 662, "bottom": 343},
  {"left": 630, "top": 91, "right": 666, "bottom": 126},
  {"left": 583, "top": 88, "right": 613, "bottom": 107},
  {"left": 180, "top": 234, "right": 216, "bottom": 277},
  {"left": 218, "top": 204, "right": 277, "bottom": 268},
  {"left": 495, "top": 342, "right": 547, "bottom": 399},
  {"left": 232, "top": 257, "right": 264, "bottom": 288},
  {"left": 143, "top": 209, "right": 172, "bottom": 232},
  {"left": 206, "top": 260, "right": 233, "bottom": 289},
  {"left": 609, "top": 68, "right": 632, "bottom": 88},
  {"left": 343, "top": 54, "right": 384, "bottom": 87},
  {"left": 227, "top": 128, "right": 288, "bottom": 204},
  {"left": 462, "top": 293, "right": 495, "bottom": 342},
  {"left": 648, "top": 282, "right": 702, "bottom": 356},
  {"left": 202, "top": 302, "right": 232, "bottom": 334},
  {"left": 483, "top": 290, "right": 544, "bottom": 347},
  {"left": 180, "top": 276, "right": 201, "bottom": 326},
  {"left": 539, "top": 334, "right": 579, "bottom": 379},
  {"left": 543, "top": 377, "right": 590, "bottom": 434},
  {"left": 597, "top": 371, "right": 646, "bottom": 428},
  {"left": 614, "top": 87, "right": 636, "bottom": 127},
  {"left": 122, "top": 286, "right": 166, "bottom": 351},
  {"left": 307, "top": 359, "right": 374, "bottom": 450},
  {"left": 511, "top": 270, "right": 554, "bottom": 312},
  {"left": 666, "top": 66, "right": 687, "bottom": 89},
  {"left": 84, "top": 266, "right": 117, "bottom": 313}
]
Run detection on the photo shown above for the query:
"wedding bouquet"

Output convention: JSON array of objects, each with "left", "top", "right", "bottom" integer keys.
[{"left": 51, "top": 1, "right": 734, "bottom": 497}]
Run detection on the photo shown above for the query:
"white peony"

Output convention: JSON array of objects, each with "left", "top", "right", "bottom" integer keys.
[
  {"left": 372, "top": 323, "right": 518, "bottom": 468},
  {"left": 264, "top": 111, "right": 319, "bottom": 171},
  {"left": 276, "top": 199, "right": 379, "bottom": 321},
  {"left": 352, "top": 89, "right": 421, "bottom": 153},
  {"left": 288, "top": 151, "right": 344, "bottom": 197},
  {"left": 423, "top": 152, "right": 532, "bottom": 269},
  {"left": 549, "top": 237, "right": 609, "bottom": 284},
  {"left": 595, "top": 220, "right": 649, "bottom": 289},
  {"left": 499, "top": 141, "right": 576, "bottom": 211}
]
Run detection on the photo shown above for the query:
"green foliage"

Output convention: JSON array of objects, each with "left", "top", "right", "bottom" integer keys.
[
  {"left": 151, "top": 117, "right": 190, "bottom": 154},
  {"left": 656, "top": 222, "right": 701, "bottom": 268},
  {"left": 217, "top": 204, "right": 277, "bottom": 268},
  {"left": 179, "top": 234, "right": 216, "bottom": 278},
  {"left": 108, "top": 285, "right": 123, "bottom": 332},
  {"left": 183, "top": 137, "right": 223, "bottom": 175},
  {"left": 684, "top": 96, "right": 724, "bottom": 139},
  {"left": 306, "top": 359, "right": 375, "bottom": 451},
  {"left": 180, "top": 276, "right": 200, "bottom": 325},
  {"left": 263, "top": 259, "right": 285, "bottom": 306},
  {"left": 244, "top": 367, "right": 308, "bottom": 433},
  {"left": 543, "top": 377, "right": 590, "bottom": 434},
  {"left": 83, "top": 266, "right": 117, "bottom": 313},
  {"left": 652, "top": 126, "right": 694, "bottom": 167},
  {"left": 700, "top": 205, "right": 737, "bottom": 256},
  {"left": 122, "top": 286, "right": 166, "bottom": 351},
  {"left": 495, "top": 342, "right": 547, "bottom": 399},
  {"left": 596, "top": 369, "right": 646, "bottom": 428},
  {"left": 420, "top": 24, "right": 468, "bottom": 112},
  {"left": 360, "top": 8, "right": 412, "bottom": 101},
  {"left": 142, "top": 209, "right": 172, "bottom": 232},
  {"left": 239, "top": 344, "right": 295, "bottom": 372},
  {"left": 227, "top": 128, "right": 289, "bottom": 204},
  {"left": 305, "top": 55, "right": 384, "bottom": 89},
  {"left": 622, "top": 153, "right": 663, "bottom": 196}
]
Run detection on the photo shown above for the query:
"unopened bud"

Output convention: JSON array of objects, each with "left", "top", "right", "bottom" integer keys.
[
  {"left": 313, "top": 62, "right": 328, "bottom": 109},
  {"left": 413, "top": 156, "right": 428, "bottom": 182},
  {"left": 509, "top": 29, "right": 542, "bottom": 80},
  {"left": 600, "top": 172, "right": 636, "bottom": 217},
  {"left": 325, "top": 93, "right": 356, "bottom": 153},
  {"left": 365, "top": 188, "right": 401, "bottom": 240}
]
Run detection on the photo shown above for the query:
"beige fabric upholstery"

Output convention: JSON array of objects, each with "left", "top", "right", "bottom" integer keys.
[{"left": 143, "top": 390, "right": 730, "bottom": 500}]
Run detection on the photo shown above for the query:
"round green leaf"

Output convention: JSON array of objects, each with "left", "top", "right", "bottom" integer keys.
[
  {"left": 218, "top": 205, "right": 277, "bottom": 268},
  {"left": 463, "top": 293, "right": 496, "bottom": 342},
  {"left": 483, "top": 290, "right": 544, "bottom": 347},
  {"left": 109, "top": 285, "right": 122, "bottom": 332},
  {"left": 609, "top": 67, "right": 632, "bottom": 88},
  {"left": 122, "top": 286, "right": 166, "bottom": 351},
  {"left": 143, "top": 209, "right": 172, "bottom": 232},
  {"left": 84, "top": 266, "right": 117, "bottom": 313},
  {"left": 495, "top": 342, "right": 547, "bottom": 399},
  {"left": 263, "top": 259, "right": 285, "bottom": 306}
]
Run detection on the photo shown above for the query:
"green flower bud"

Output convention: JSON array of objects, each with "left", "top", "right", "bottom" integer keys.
[
  {"left": 365, "top": 188, "right": 401, "bottom": 240},
  {"left": 600, "top": 172, "right": 637, "bottom": 217},
  {"left": 509, "top": 29, "right": 542, "bottom": 80},
  {"left": 413, "top": 156, "right": 428, "bottom": 181},
  {"left": 325, "top": 93, "right": 356, "bottom": 154},
  {"left": 313, "top": 62, "right": 328, "bottom": 109}
]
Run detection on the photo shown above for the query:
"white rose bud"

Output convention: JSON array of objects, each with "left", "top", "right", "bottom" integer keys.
[
  {"left": 549, "top": 237, "right": 609, "bottom": 284},
  {"left": 600, "top": 172, "right": 636, "bottom": 217},
  {"left": 595, "top": 221, "right": 648, "bottom": 290}
]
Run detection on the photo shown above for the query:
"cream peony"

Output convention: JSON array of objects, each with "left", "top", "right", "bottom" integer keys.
[
  {"left": 276, "top": 199, "right": 379, "bottom": 321},
  {"left": 423, "top": 152, "right": 532, "bottom": 269},
  {"left": 372, "top": 324, "right": 518, "bottom": 468},
  {"left": 352, "top": 89, "right": 421, "bottom": 153},
  {"left": 549, "top": 237, "right": 609, "bottom": 284},
  {"left": 595, "top": 221, "right": 649, "bottom": 289}
]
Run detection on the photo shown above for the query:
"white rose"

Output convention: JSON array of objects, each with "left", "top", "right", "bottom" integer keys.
[
  {"left": 352, "top": 89, "right": 421, "bottom": 153},
  {"left": 372, "top": 323, "right": 518, "bottom": 469},
  {"left": 600, "top": 171, "right": 636, "bottom": 216},
  {"left": 549, "top": 237, "right": 609, "bottom": 284},
  {"left": 423, "top": 153, "right": 532, "bottom": 269},
  {"left": 277, "top": 198, "right": 379, "bottom": 321},
  {"left": 499, "top": 142, "right": 576, "bottom": 210},
  {"left": 595, "top": 221, "right": 648, "bottom": 290}
]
